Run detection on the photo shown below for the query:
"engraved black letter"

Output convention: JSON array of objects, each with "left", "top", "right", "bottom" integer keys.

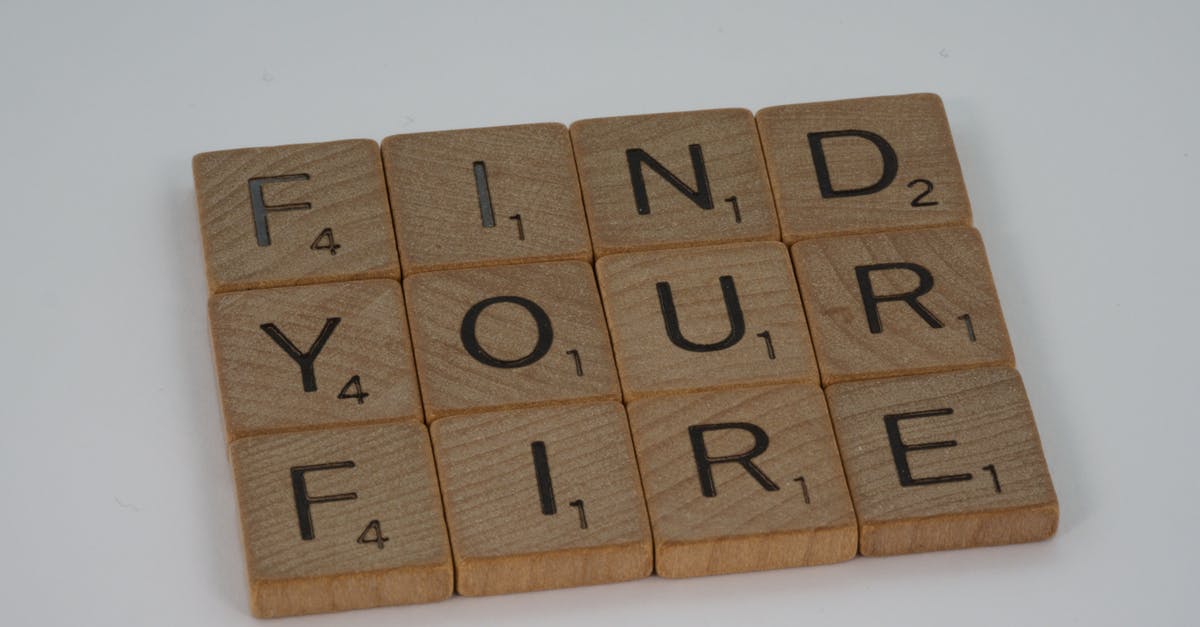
[
  {"left": 249, "top": 174, "right": 311, "bottom": 246},
  {"left": 290, "top": 461, "right": 358, "bottom": 540},
  {"left": 460, "top": 296, "right": 553, "bottom": 368},
  {"left": 260, "top": 317, "right": 341, "bottom": 392},
  {"left": 884, "top": 408, "right": 973, "bottom": 487},
  {"left": 531, "top": 441, "right": 556, "bottom": 515},
  {"left": 473, "top": 161, "right": 496, "bottom": 228},
  {"left": 688, "top": 423, "right": 780, "bottom": 497},
  {"left": 626, "top": 144, "right": 714, "bottom": 215},
  {"left": 855, "top": 263, "right": 943, "bottom": 334},
  {"left": 658, "top": 275, "right": 745, "bottom": 352},
  {"left": 807, "top": 130, "right": 898, "bottom": 198}
]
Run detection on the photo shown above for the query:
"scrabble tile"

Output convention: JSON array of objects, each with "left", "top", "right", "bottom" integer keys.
[
  {"left": 209, "top": 279, "right": 422, "bottom": 439},
  {"left": 230, "top": 422, "right": 453, "bottom": 617},
  {"left": 194, "top": 139, "right": 400, "bottom": 292},
  {"left": 381, "top": 123, "right": 592, "bottom": 274},
  {"left": 825, "top": 367, "right": 1058, "bottom": 556},
  {"left": 405, "top": 261, "right": 621, "bottom": 421},
  {"left": 571, "top": 108, "right": 779, "bottom": 256},
  {"left": 429, "top": 402, "right": 653, "bottom": 595},
  {"left": 757, "top": 94, "right": 972, "bottom": 242},
  {"left": 596, "top": 241, "right": 819, "bottom": 400},
  {"left": 791, "top": 226, "right": 1014, "bottom": 385},
  {"left": 627, "top": 385, "right": 857, "bottom": 577}
]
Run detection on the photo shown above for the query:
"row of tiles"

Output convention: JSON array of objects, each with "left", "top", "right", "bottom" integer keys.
[
  {"left": 233, "top": 370, "right": 1057, "bottom": 618},
  {"left": 195, "top": 93, "right": 974, "bottom": 293},
  {"left": 210, "top": 229, "right": 1014, "bottom": 440}
]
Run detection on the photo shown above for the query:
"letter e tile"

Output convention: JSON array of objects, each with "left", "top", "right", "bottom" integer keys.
[{"left": 825, "top": 367, "right": 1057, "bottom": 556}]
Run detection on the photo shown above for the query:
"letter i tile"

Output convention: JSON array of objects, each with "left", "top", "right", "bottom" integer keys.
[
  {"left": 230, "top": 422, "right": 453, "bottom": 617},
  {"left": 825, "top": 367, "right": 1057, "bottom": 556},
  {"left": 429, "top": 402, "right": 653, "bottom": 595},
  {"left": 382, "top": 123, "right": 593, "bottom": 274}
]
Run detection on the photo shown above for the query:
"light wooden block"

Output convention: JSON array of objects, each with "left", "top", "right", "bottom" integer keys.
[
  {"left": 230, "top": 422, "right": 453, "bottom": 617},
  {"left": 627, "top": 385, "right": 857, "bottom": 577},
  {"left": 209, "top": 279, "right": 422, "bottom": 439},
  {"left": 571, "top": 108, "right": 779, "bottom": 256},
  {"left": 825, "top": 367, "right": 1057, "bottom": 556},
  {"left": 194, "top": 139, "right": 400, "bottom": 292},
  {"left": 791, "top": 226, "right": 1014, "bottom": 385},
  {"left": 757, "top": 93, "right": 972, "bottom": 242},
  {"left": 429, "top": 402, "right": 653, "bottom": 595},
  {"left": 382, "top": 123, "right": 592, "bottom": 275},
  {"left": 596, "top": 241, "right": 819, "bottom": 400},
  {"left": 405, "top": 261, "right": 621, "bottom": 421}
]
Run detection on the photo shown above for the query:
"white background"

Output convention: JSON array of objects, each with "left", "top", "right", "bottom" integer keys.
[{"left": 1, "top": 1, "right": 1196, "bottom": 625}]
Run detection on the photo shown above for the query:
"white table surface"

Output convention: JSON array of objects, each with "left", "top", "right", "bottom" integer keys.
[{"left": 2, "top": 1, "right": 1196, "bottom": 625}]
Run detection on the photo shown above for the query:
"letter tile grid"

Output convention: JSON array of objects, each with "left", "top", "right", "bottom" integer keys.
[{"left": 194, "top": 94, "right": 1057, "bottom": 617}]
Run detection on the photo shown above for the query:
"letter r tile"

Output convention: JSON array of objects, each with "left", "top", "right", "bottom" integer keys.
[
  {"left": 596, "top": 242, "right": 819, "bottom": 401},
  {"left": 791, "top": 226, "right": 1014, "bottom": 385},
  {"left": 404, "top": 261, "right": 621, "bottom": 421},
  {"left": 230, "top": 422, "right": 453, "bottom": 617},
  {"left": 757, "top": 93, "right": 972, "bottom": 242},
  {"left": 193, "top": 139, "right": 400, "bottom": 292},
  {"left": 209, "top": 279, "right": 422, "bottom": 440},
  {"left": 824, "top": 367, "right": 1058, "bottom": 556},
  {"left": 627, "top": 385, "right": 857, "bottom": 577}
]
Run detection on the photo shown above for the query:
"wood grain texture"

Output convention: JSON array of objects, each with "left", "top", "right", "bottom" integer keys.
[
  {"left": 596, "top": 241, "right": 819, "bottom": 400},
  {"left": 230, "top": 422, "right": 453, "bottom": 617},
  {"left": 791, "top": 226, "right": 1014, "bottom": 385},
  {"left": 757, "top": 93, "right": 972, "bottom": 242},
  {"left": 429, "top": 402, "right": 652, "bottom": 595},
  {"left": 209, "top": 279, "right": 422, "bottom": 439},
  {"left": 194, "top": 139, "right": 400, "bottom": 293},
  {"left": 382, "top": 123, "right": 592, "bottom": 275},
  {"left": 404, "top": 261, "right": 621, "bottom": 421},
  {"left": 627, "top": 385, "right": 857, "bottom": 577},
  {"left": 824, "top": 367, "right": 1057, "bottom": 556},
  {"left": 571, "top": 108, "right": 779, "bottom": 256}
]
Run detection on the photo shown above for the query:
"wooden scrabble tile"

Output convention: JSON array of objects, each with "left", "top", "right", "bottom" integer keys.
[
  {"left": 230, "top": 422, "right": 453, "bottom": 617},
  {"left": 209, "top": 279, "right": 422, "bottom": 439},
  {"left": 381, "top": 123, "right": 592, "bottom": 274},
  {"left": 194, "top": 139, "right": 400, "bottom": 293},
  {"left": 627, "top": 385, "right": 857, "bottom": 577},
  {"left": 571, "top": 108, "right": 779, "bottom": 256},
  {"left": 824, "top": 367, "right": 1058, "bottom": 556},
  {"left": 404, "top": 261, "right": 621, "bottom": 421},
  {"left": 429, "top": 402, "right": 653, "bottom": 595},
  {"left": 791, "top": 226, "right": 1014, "bottom": 385},
  {"left": 596, "top": 242, "right": 819, "bottom": 400},
  {"left": 757, "top": 94, "right": 972, "bottom": 242}
]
